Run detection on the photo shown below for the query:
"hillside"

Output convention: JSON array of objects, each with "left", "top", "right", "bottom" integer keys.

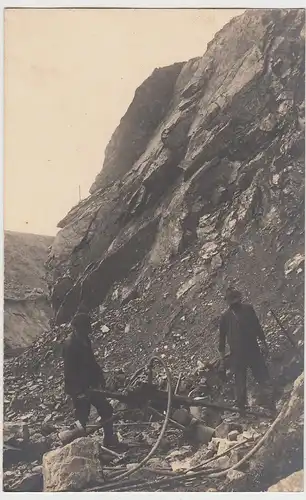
[
  {"left": 3, "top": 8, "right": 304, "bottom": 493},
  {"left": 48, "top": 8, "right": 304, "bottom": 372},
  {"left": 4, "top": 231, "right": 54, "bottom": 354}
]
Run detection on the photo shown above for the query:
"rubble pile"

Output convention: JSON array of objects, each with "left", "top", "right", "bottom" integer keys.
[
  {"left": 3, "top": 373, "right": 304, "bottom": 492},
  {"left": 3, "top": 326, "right": 304, "bottom": 492}
]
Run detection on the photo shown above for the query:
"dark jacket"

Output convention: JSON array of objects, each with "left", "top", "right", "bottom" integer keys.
[
  {"left": 219, "top": 303, "right": 266, "bottom": 364},
  {"left": 63, "top": 332, "right": 105, "bottom": 396}
]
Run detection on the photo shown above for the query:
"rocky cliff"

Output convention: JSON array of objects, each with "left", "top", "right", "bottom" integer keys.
[
  {"left": 47, "top": 8, "right": 304, "bottom": 373},
  {"left": 4, "top": 231, "right": 53, "bottom": 355},
  {"left": 3, "top": 8, "right": 305, "bottom": 493}
]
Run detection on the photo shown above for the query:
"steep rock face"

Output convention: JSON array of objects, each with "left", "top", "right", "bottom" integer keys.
[
  {"left": 4, "top": 231, "right": 53, "bottom": 354},
  {"left": 47, "top": 9, "right": 304, "bottom": 370},
  {"left": 47, "top": 57, "right": 200, "bottom": 281},
  {"left": 90, "top": 62, "right": 186, "bottom": 193}
]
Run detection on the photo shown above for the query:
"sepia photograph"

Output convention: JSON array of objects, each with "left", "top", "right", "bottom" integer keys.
[{"left": 2, "top": 4, "right": 305, "bottom": 493}]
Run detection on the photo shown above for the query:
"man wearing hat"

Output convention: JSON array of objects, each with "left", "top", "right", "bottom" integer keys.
[
  {"left": 63, "top": 312, "right": 124, "bottom": 448},
  {"left": 218, "top": 287, "right": 273, "bottom": 412}
]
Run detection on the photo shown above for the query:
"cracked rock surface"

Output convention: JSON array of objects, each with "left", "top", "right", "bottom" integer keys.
[{"left": 3, "top": 8, "right": 304, "bottom": 493}]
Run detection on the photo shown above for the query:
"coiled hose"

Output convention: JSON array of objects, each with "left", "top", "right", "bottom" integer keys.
[
  {"left": 88, "top": 376, "right": 295, "bottom": 492},
  {"left": 109, "top": 355, "right": 173, "bottom": 482},
  {"left": 105, "top": 394, "right": 294, "bottom": 491}
]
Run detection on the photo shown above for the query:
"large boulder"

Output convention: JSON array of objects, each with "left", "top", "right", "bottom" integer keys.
[
  {"left": 247, "top": 372, "right": 304, "bottom": 491},
  {"left": 268, "top": 470, "right": 304, "bottom": 492},
  {"left": 42, "top": 437, "right": 104, "bottom": 492}
]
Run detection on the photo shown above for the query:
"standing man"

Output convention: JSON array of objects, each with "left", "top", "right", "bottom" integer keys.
[
  {"left": 218, "top": 287, "right": 274, "bottom": 412},
  {"left": 63, "top": 312, "right": 123, "bottom": 448}
]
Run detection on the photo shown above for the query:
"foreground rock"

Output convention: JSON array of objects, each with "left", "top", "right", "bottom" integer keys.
[
  {"left": 247, "top": 372, "right": 304, "bottom": 491},
  {"left": 42, "top": 437, "right": 104, "bottom": 491},
  {"left": 268, "top": 470, "right": 304, "bottom": 492}
]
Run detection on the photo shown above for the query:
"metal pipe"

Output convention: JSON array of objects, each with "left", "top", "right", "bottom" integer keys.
[
  {"left": 113, "top": 422, "right": 151, "bottom": 427},
  {"left": 100, "top": 445, "right": 123, "bottom": 459},
  {"left": 174, "top": 372, "right": 183, "bottom": 395},
  {"left": 148, "top": 406, "right": 186, "bottom": 431},
  {"left": 150, "top": 390, "right": 271, "bottom": 417},
  {"left": 143, "top": 363, "right": 153, "bottom": 421},
  {"left": 91, "top": 388, "right": 271, "bottom": 417},
  {"left": 108, "top": 356, "right": 173, "bottom": 482}
]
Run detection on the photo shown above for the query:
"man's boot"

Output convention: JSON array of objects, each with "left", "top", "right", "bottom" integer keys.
[
  {"left": 102, "top": 420, "right": 129, "bottom": 451},
  {"left": 257, "top": 382, "right": 277, "bottom": 416},
  {"left": 236, "top": 404, "right": 246, "bottom": 417}
]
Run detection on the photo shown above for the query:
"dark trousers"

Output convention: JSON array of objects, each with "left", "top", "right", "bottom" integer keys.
[
  {"left": 233, "top": 353, "right": 270, "bottom": 408},
  {"left": 72, "top": 390, "right": 114, "bottom": 437}
]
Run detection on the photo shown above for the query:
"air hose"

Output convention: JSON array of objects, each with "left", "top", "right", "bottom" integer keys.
[
  {"left": 109, "top": 355, "right": 173, "bottom": 482},
  {"left": 88, "top": 379, "right": 295, "bottom": 492}
]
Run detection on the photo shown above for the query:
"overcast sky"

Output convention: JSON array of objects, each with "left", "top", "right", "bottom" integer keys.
[{"left": 4, "top": 8, "right": 243, "bottom": 236}]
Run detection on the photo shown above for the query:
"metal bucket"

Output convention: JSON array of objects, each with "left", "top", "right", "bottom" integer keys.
[
  {"left": 172, "top": 408, "right": 192, "bottom": 426},
  {"left": 190, "top": 419, "right": 215, "bottom": 445}
]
